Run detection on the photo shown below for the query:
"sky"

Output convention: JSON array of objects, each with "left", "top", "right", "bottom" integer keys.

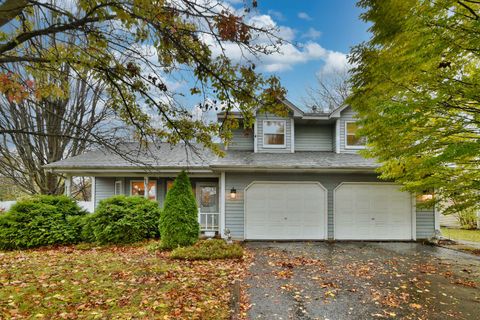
[
  {"left": 250, "top": 0, "right": 371, "bottom": 106},
  {"left": 188, "top": 0, "right": 371, "bottom": 115}
]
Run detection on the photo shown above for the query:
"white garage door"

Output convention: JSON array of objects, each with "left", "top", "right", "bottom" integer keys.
[
  {"left": 245, "top": 182, "right": 327, "bottom": 240},
  {"left": 335, "top": 183, "right": 412, "bottom": 240}
]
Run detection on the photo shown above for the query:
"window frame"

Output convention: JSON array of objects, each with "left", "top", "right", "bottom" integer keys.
[
  {"left": 344, "top": 121, "right": 366, "bottom": 149},
  {"left": 262, "top": 119, "right": 286, "bottom": 149},
  {"left": 130, "top": 179, "right": 157, "bottom": 200}
]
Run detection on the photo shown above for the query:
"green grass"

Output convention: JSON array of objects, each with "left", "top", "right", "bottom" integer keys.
[
  {"left": 0, "top": 241, "right": 246, "bottom": 319},
  {"left": 171, "top": 239, "right": 244, "bottom": 260},
  {"left": 441, "top": 227, "right": 480, "bottom": 242}
]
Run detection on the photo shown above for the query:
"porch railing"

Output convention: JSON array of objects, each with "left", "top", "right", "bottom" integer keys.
[{"left": 198, "top": 210, "right": 220, "bottom": 232}]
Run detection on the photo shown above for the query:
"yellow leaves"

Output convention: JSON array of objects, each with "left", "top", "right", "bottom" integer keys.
[{"left": 409, "top": 303, "right": 422, "bottom": 309}]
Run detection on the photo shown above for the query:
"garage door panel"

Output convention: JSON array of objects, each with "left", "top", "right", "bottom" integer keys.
[
  {"left": 335, "top": 183, "right": 412, "bottom": 240},
  {"left": 245, "top": 182, "right": 326, "bottom": 240}
]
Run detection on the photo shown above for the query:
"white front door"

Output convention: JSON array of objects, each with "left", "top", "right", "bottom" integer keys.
[
  {"left": 245, "top": 182, "right": 327, "bottom": 240},
  {"left": 334, "top": 183, "right": 413, "bottom": 240}
]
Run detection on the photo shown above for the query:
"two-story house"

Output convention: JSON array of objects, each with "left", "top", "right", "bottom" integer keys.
[{"left": 46, "top": 101, "right": 438, "bottom": 241}]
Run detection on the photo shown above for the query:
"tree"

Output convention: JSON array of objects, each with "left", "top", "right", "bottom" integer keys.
[
  {"left": 0, "top": 0, "right": 287, "bottom": 158},
  {"left": 348, "top": 0, "right": 480, "bottom": 213},
  {"left": 0, "top": 60, "right": 116, "bottom": 195},
  {"left": 159, "top": 171, "right": 199, "bottom": 249},
  {"left": 304, "top": 68, "right": 350, "bottom": 112}
]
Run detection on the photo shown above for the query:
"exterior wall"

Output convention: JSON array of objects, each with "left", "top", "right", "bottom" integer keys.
[
  {"left": 224, "top": 172, "right": 380, "bottom": 239},
  {"left": 338, "top": 106, "right": 361, "bottom": 154},
  {"left": 294, "top": 124, "right": 334, "bottom": 151},
  {"left": 94, "top": 176, "right": 218, "bottom": 209},
  {"left": 94, "top": 177, "right": 116, "bottom": 208},
  {"left": 256, "top": 112, "right": 293, "bottom": 153},
  {"left": 228, "top": 128, "right": 254, "bottom": 151},
  {"left": 416, "top": 206, "right": 436, "bottom": 239},
  {"left": 224, "top": 172, "right": 435, "bottom": 240}
]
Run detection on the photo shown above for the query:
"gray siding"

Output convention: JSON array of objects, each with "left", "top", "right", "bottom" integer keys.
[
  {"left": 94, "top": 177, "right": 166, "bottom": 208},
  {"left": 94, "top": 177, "right": 116, "bottom": 207},
  {"left": 229, "top": 128, "right": 254, "bottom": 151},
  {"left": 416, "top": 207, "right": 435, "bottom": 239},
  {"left": 338, "top": 106, "right": 361, "bottom": 154},
  {"left": 294, "top": 124, "right": 333, "bottom": 151},
  {"left": 225, "top": 172, "right": 435, "bottom": 240},
  {"left": 256, "top": 112, "right": 292, "bottom": 153}
]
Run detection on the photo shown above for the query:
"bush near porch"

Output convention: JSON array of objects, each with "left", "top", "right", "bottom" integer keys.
[
  {"left": 159, "top": 171, "right": 200, "bottom": 250},
  {"left": 84, "top": 195, "right": 161, "bottom": 244},
  {"left": 0, "top": 195, "right": 87, "bottom": 250}
]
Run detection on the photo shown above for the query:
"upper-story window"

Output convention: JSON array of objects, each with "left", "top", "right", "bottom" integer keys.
[
  {"left": 345, "top": 121, "right": 366, "bottom": 149},
  {"left": 263, "top": 120, "right": 286, "bottom": 148}
]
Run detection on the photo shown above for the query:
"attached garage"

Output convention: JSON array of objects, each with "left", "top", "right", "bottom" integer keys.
[
  {"left": 334, "top": 183, "right": 413, "bottom": 240},
  {"left": 245, "top": 182, "right": 327, "bottom": 240}
]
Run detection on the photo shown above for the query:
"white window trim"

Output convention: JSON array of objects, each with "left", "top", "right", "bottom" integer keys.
[
  {"left": 262, "top": 120, "right": 286, "bottom": 149},
  {"left": 130, "top": 179, "right": 157, "bottom": 200},
  {"left": 344, "top": 120, "right": 366, "bottom": 150},
  {"left": 114, "top": 180, "right": 123, "bottom": 195}
]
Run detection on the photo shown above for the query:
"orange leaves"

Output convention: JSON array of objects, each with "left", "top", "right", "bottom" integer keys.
[{"left": 215, "top": 11, "right": 251, "bottom": 43}]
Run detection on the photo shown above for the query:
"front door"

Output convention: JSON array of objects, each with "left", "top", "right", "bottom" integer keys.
[{"left": 196, "top": 183, "right": 219, "bottom": 231}]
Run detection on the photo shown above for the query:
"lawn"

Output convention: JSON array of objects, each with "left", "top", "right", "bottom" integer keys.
[
  {"left": 0, "top": 242, "right": 249, "bottom": 319},
  {"left": 441, "top": 227, "right": 480, "bottom": 243}
]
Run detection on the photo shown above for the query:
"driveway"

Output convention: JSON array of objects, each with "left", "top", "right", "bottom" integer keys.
[{"left": 245, "top": 242, "right": 480, "bottom": 320}]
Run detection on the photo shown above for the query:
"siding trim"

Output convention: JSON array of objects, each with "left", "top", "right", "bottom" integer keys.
[
  {"left": 335, "top": 120, "right": 340, "bottom": 153},
  {"left": 290, "top": 118, "right": 294, "bottom": 153},
  {"left": 91, "top": 177, "right": 96, "bottom": 207},
  {"left": 220, "top": 171, "right": 226, "bottom": 238},
  {"left": 333, "top": 182, "right": 414, "bottom": 240},
  {"left": 243, "top": 180, "right": 329, "bottom": 240},
  {"left": 411, "top": 193, "right": 417, "bottom": 240},
  {"left": 253, "top": 121, "right": 258, "bottom": 153}
]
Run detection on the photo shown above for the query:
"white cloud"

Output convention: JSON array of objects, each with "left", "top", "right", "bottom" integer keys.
[
  {"left": 267, "top": 9, "right": 285, "bottom": 21},
  {"left": 298, "top": 12, "right": 313, "bottom": 21},
  {"left": 302, "top": 27, "right": 322, "bottom": 40},
  {"left": 317, "top": 51, "right": 352, "bottom": 75}
]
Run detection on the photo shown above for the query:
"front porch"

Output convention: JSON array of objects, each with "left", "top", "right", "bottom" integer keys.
[{"left": 64, "top": 173, "right": 224, "bottom": 235}]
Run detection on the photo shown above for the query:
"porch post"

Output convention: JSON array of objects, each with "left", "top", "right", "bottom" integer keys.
[
  {"left": 220, "top": 171, "right": 226, "bottom": 238},
  {"left": 143, "top": 176, "right": 149, "bottom": 199},
  {"left": 64, "top": 174, "right": 72, "bottom": 197}
]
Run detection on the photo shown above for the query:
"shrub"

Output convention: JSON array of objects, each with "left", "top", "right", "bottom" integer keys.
[
  {"left": 159, "top": 171, "right": 199, "bottom": 249},
  {"left": 86, "top": 195, "right": 161, "bottom": 244},
  {"left": 0, "top": 195, "right": 87, "bottom": 250},
  {"left": 457, "top": 208, "right": 478, "bottom": 230},
  {"left": 170, "top": 239, "right": 244, "bottom": 260}
]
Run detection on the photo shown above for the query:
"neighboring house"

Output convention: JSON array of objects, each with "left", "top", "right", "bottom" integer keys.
[{"left": 45, "top": 101, "right": 438, "bottom": 240}]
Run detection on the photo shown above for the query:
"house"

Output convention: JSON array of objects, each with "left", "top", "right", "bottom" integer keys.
[{"left": 45, "top": 101, "right": 438, "bottom": 240}]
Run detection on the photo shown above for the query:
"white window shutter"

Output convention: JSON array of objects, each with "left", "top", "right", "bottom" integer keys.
[{"left": 114, "top": 180, "right": 123, "bottom": 195}]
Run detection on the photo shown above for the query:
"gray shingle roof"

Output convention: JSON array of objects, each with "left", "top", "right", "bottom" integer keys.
[
  {"left": 44, "top": 143, "right": 214, "bottom": 170},
  {"left": 45, "top": 143, "right": 378, "bottom": 171},
  {"left": 211, "top": 150, "right": 378, "bottom": 169}
]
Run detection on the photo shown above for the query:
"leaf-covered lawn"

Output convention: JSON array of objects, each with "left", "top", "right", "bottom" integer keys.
[
  {"left": 0, "top": 242, "right": 250, "bottom": 319},
  {"left": 441, "top": 228, "right": 480, "bottom": 243}
]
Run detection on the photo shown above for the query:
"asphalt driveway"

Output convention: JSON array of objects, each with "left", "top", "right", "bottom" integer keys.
[{"left": 245, "top": 242, "right": 480, "bottom": 320}]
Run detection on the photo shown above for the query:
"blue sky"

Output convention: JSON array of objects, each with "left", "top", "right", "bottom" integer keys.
[
  {"left": 183, "top": 0, "right": 371, "bottom": 116},
  {"left": 249, "top": 0, "right": 370, "bottom": 107}
]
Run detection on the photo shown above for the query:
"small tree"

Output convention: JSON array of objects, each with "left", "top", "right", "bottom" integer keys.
[{"left": 159, "top": 171, "right": 199, "bottom": 249}]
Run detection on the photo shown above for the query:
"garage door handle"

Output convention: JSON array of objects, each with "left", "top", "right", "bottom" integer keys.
[
  {"left": 371, "top": 218, "right": 375, "bottom": 220},
  {"left": 284, "top": 217, "right": 287, "bottom": 220}
]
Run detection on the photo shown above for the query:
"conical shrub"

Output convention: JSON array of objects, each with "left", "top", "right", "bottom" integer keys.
[{"left": 159, "top": 171, "right": 199, "bottom": 249}]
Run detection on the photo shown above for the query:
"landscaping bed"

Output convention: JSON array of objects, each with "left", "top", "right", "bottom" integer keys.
[{"left": 0, "top": 241, "right": 251, "bottom": 319}]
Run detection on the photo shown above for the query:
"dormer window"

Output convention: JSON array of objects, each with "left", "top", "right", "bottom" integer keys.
[
  {"left": 345, "top": 121, "right": 366, "bottom": 149},
  {"left": 263, "top": 120, "right": 286, "bottom": 148}
]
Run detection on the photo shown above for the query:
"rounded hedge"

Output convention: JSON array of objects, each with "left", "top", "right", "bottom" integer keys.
[
  {"left": 0, "top": 195, "right": 87, "bottom": 250},
  {"left": 159, "top": 171, "right": 199, "bottom": 249},
  {"left": 86, "top": 195, "right": 161, "bottom": 244}
]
